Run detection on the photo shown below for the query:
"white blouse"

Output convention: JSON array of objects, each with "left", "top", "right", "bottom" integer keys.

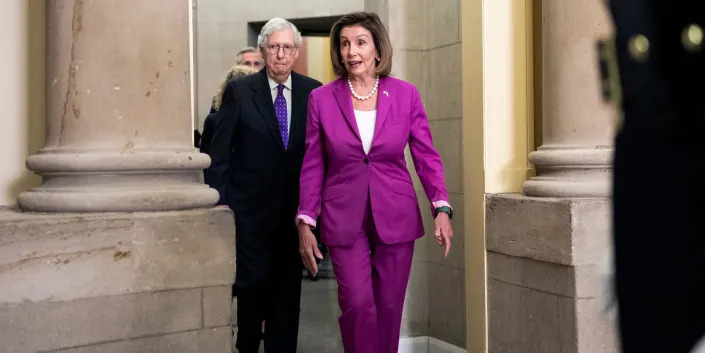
[
  {"left": 354, "top": 109, "right": 377, "bottom": 154},
  {"left": 294, "top": 109, "right": 453, "bottom": 228}
]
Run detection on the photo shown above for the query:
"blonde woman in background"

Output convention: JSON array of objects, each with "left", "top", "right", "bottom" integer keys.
[{"left": 199, "top": 65, "right": 258, "bottom": 158}]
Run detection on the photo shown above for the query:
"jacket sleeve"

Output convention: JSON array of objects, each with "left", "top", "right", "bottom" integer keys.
[
  {"left": 199, "top": 112, "right": 215, "bottom": 155},
  {"left": 296, "top": 90, "right": 325, "bottom": 225},
  {"left": 408, "top": 85, "right": 450, "bottom": 210},
  {"left": 205, "top": 81, "right": 239, "bottom": 206}
]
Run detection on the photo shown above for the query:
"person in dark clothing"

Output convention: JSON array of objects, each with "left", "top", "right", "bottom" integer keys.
[
  {"left": 197, "top": 50, "right": 262, "bottom": 152},
  {"left": 204, "top": 17, "right": 321, "bottom": 353},
  {"left": 199, "top": 65, "right": 257, "bottom": 156},
  {"left": 605, "top": 2, "right": 705, "bottom": 352},
  {"left": 193, "top": 129, "right": 201, "bottom": 149}
]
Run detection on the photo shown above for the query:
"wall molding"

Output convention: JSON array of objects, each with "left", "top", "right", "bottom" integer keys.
[{"left": 399, "top": 336, "right": 467, "bottom": 353}]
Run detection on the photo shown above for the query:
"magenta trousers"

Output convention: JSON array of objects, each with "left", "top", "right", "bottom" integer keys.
[{"left": 327, "top": 200, "right": 415, "bottom": 353}]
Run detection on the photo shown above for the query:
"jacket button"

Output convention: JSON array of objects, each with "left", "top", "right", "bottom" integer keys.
[
  {"left": 627, "top": 34, "right": 649, "bottom": 62},
  {"left": 682, "top": 24, "right": 704, "bottom": 53},
  {"left": 363, "top": 158, "right": 369, "bottom": 164}
]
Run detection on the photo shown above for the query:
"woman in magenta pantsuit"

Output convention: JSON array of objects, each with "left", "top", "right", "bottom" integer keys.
[{"left": 296, "top": 12, "right": 454, "bottom": 353}]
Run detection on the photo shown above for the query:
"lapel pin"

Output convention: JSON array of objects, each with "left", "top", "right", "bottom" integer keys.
[{"left": 383, "top": 91, "right": 389, "bottom": 97}]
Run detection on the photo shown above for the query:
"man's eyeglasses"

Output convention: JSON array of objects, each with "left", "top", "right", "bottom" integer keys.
[{"left": 265, "top": 44, "right": 297, "bottom": 55}]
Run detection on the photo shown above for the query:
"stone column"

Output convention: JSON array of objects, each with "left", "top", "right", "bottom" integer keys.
[
  {"left": 522, "top": 0, "right": 616, "bottom": 198},
  {"left": 486, "top": 1, "right": 619, "bottom": 352},
  {"left": 18, "top": 0, "right": 218, "bottom": 212},
  {"left": 1, "top": 2, "right": 235, "bottom": 352}
]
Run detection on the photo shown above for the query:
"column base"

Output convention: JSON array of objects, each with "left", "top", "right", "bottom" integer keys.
[
  {"left": 522, "top": 175, "right": 611, "bottom": 198},
  {"left": 18, "top": 149, "right": 219, "bottom": 212},
  {"left": 486, "top": 194, "right": 618, "bottom": 353},
  {"left": 0, "top": 207, "right": 235, "bottom": 352},
  {"left": 523, "top": 146, "right": 613, "bottom": 198}
]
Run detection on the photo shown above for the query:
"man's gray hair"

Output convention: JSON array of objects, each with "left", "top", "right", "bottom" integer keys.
[
  {"left": 235, "top": 47, "right": 259, "bottom": 64},
  {"left": 257, "top": 18, "right": 303, "bottom": 48}
]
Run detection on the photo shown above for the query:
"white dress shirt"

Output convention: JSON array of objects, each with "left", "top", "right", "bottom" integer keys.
[
  {"left": 267, "top": 74, "right": 292, "bottom": 134},
  {"left": 354, "top": 109, "right": 377, "bottom": 155}
]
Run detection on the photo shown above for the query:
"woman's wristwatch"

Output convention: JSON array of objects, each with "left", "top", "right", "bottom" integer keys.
[{"left": 435, "top": 206, "right": 453, "bottom": 219}]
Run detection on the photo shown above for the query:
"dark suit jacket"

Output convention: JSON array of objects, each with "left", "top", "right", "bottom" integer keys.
[
  {"left": 199, "top": 102, "right": 217, "bottom": 184},
  {"left": 199, "top": 100, "right": 217, "bottom": 156},
  {"left": 206, "top": 69, "right": 322, "bottom": 233}
]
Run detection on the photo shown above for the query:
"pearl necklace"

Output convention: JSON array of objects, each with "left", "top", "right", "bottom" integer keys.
[{"left": 348, "top": 76, "right": 379, "bottom": 101}]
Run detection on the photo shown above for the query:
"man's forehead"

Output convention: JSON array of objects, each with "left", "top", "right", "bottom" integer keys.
[
  {"left": 266, "top": 29, "right": 295, "bottom": 43},
  {"left": 242, "top": 52, "right": 261, "bottom": 59}
]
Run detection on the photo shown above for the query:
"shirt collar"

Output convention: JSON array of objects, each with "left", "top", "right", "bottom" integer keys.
[{"left": 267, "top": 72, "right": 292, "bottom": 91}]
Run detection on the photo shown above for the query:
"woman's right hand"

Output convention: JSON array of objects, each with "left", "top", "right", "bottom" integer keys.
[{"left": 298, "top": 222, "right": 323, "bottom": 276}]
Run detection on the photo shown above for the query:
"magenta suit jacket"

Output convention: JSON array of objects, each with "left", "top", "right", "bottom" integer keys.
[{"left": 297, "top": 76, "right": 449, "bottom": 246}]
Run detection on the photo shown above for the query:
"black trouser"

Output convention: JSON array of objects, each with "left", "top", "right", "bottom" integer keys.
[{"left": 233, "top": 224, "right": 303, "bottom": 353}]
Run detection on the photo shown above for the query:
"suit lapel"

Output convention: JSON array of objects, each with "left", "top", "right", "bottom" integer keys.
[
  {"left": 288, "top": 72, "right": 306, "bottom": 151},
  {"left": 333, "top": 79, "right": 361, "bottom": 140},
  {"left": 251, "top": 71, "right": 285, "bottom": 150},
  {"left": 372, "top": 76, "right": 392, "bottom": 146}
]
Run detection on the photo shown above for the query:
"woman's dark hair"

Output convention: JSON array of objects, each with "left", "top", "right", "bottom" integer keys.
[{"left": 329, "top": 12, "right": 393, "bottom": 77}]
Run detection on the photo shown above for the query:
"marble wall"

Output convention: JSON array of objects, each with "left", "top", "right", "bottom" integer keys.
[{"left": 390, "top": 0, "right": 466, "bottom": 348}]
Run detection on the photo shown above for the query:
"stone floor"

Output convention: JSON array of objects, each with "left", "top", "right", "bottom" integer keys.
[{"left": 296, "top": 277, "right": 344, "bottom": 352}]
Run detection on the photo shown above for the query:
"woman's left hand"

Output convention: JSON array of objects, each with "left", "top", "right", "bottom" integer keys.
[{"left": 434, "top": 213, "right": 453, "bottom": 257}]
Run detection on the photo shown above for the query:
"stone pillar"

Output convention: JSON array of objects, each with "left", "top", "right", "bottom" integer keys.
[
  {"left": 1, "top": 2, "right": 235, "bottom": 352},
  {"left": 522, "top": 0, "right": 616, "bottom": 198},
  {"left": 486, "top": 1, "right": 619, "bottom": 352},
  {"left": 18, "top": 0, "right": 218, "bottom": 212}
]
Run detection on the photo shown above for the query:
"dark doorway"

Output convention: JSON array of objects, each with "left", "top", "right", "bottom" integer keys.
[{"left": 247, "top": 15, "right": 340, "bottom": 46}]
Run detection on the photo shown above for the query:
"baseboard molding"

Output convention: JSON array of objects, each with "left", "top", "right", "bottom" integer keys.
[
  {"left": 398, "top": 337, "right": 428, "bottom": 352},
  {"left": 399, "top": 336, "right": 466, "bottom": 353}
]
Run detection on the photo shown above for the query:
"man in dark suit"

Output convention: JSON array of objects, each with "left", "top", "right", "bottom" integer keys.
[
  {"left": 206, "top": 17, "right": 321, "bottom": 353},
  {"left": 605, "top": 2, "right": 705, "bottom": 352}
]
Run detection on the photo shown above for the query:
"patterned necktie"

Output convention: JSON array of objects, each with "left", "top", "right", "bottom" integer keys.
[{"left": 274, "top": 84, "right": 288, "bottom": 149}]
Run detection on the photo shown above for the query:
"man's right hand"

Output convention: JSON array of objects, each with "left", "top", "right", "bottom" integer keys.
[{"left": 298, "top": 222, "right": 323, "bottom": 276}]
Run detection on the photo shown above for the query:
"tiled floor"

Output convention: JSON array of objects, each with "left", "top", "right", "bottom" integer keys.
[{"left": 296, "top": 277, "right": 344, "bottom": 352}]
